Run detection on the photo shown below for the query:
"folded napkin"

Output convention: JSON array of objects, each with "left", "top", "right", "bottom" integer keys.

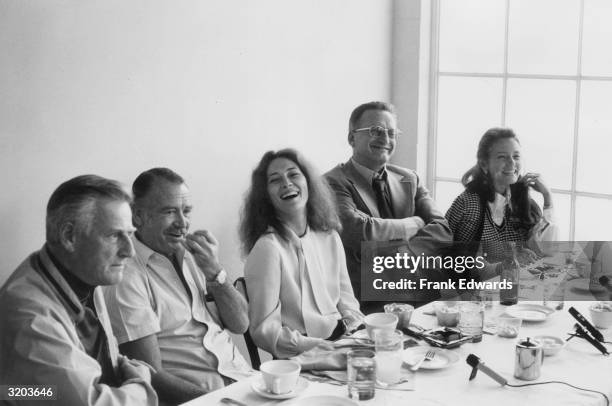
[
  {"left": 306, "top": 368, "right": 415, "bottom": 391},
  {"left": 291, "top": 346, "right": 348, "bottom": 371}
]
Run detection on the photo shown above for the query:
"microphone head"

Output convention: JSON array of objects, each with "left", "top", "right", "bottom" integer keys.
[
  {"left": 466, "top": 354, "right": 480, "bottom": 367},
  {"left": 600, "top": 275, "right": 610, "bottom": 286}
]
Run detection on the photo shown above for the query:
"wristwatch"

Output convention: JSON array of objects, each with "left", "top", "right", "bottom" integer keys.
[{"left": 208, "top": 268, "right": 227, "bottom": 286}]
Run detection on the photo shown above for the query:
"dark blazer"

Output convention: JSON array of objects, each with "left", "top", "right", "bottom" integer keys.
[{"left": 325, "top": 160, "right": 451, "bottom": 310}]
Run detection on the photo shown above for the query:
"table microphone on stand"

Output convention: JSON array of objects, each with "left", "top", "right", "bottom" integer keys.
[{"left": 466, "top": 354, "right": 508, "bottom": 386}]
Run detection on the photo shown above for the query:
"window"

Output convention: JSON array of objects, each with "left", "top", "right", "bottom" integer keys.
[{"left": 429, "top": 0, "right": 612, "bottom": 240}]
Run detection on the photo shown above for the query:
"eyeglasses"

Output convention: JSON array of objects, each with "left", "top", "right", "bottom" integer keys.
[{"left": 351, "top": 126, "right": 402, "bottom": 139}]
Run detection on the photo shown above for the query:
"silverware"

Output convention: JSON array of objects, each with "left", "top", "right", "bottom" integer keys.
[
  {"left": 301, "top": 374, "right": 345, "bottom": 386},
  {"left": 221, "top": 397, "right": 249, "bottom": 406},
  {"left": 410, "top": 349, "right": 435, "bottom": 371},
  {"left": 333, "top": 343, "right": 374, "bottom": 349},
  {"left": 336, "top": 336, "right": 374, "bottom": 345}
]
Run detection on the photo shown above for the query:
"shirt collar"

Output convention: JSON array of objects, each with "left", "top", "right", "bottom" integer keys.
[
  {"left": 45, "top": 245, "right": 95, "bottom": 305},
  {"left": 491, "top": 190, "right": 511, "bottom": 208},
  {"left": 133, "top": 233, "right": 186, "bottom": 268},
  {"left": 351, "top": 158, "right": 387, "bottom": 183}
]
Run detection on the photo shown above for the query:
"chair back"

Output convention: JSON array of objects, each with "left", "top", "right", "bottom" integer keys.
[{"left": 233, "top": 276, "right": 262, "bottom": 370}]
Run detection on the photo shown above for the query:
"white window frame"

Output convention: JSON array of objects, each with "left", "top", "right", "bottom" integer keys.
[{"left": 426, "top": 0, "right": 612, "bottom": 240}]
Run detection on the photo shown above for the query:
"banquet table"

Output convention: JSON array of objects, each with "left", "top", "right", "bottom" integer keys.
[{"left": 181, "top": 299, "right": 612, "bottom": 406}]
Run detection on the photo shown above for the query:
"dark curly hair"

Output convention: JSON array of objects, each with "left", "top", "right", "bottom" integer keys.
[
  {"left": 239, "top": 148, "right": 342, "bottom": 255},
  {"left": 461, "top": 127, "right": 541, "bottom": 228}
]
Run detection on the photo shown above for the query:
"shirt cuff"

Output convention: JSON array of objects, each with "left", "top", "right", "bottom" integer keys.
[
  {"left": 542, "top": 207, "right": 555, "bottom": 222},
  {"left": 402, "top": 216, "right": 425, "bottom": 239}
]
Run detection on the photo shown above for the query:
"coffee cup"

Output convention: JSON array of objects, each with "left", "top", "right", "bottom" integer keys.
[
  {"left": 260, "top": 360, "right": 301, "bottom": 394},
  {"left": 363, "top": 313, "right": 398, "bottom": 339}
]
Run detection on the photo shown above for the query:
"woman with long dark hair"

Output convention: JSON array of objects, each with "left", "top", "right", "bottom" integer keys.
[
  {"left": 240, "top": 148, "right": 362, "bottom": 359},
  {"left": 446, "top": 127, "right": 557, "bottom": 262}
]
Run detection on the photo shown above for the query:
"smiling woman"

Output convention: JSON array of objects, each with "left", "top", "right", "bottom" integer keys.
[
  {"left": 265, "top": 157, "right": 310, "bottom": 236},
  {"left": 445, "top": 127, "right": 558, "bottom": 263},
  {"left": 239, "top": 149, "right": 364, "bottom": 359}
]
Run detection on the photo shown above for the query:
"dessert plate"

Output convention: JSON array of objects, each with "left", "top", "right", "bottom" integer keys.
[
  {"left": 505, "top": 304, "right": 554, "bottom": 322},
  {"left": 250, "top": 376, "right": 308, "bottom": 400},
  {"left": 402, "top": 347, "right": 459, "bottom": 370}
]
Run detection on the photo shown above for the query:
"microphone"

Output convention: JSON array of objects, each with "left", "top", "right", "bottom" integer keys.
[
  {"left": 568, "top": 307, "right": 604, "bottom": 342},
  {"left": 573, "top": 324, "right": 609, "bottom": 355},
  {"left": 466, "top": 354, "right": 508, "bottom": 386}
]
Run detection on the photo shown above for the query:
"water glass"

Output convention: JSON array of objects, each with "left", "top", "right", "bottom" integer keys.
[
  {"left": 347, "top": 349, "right": 376, "bottom": 401},
  {"left": 458, "top": 302, "right": 485, "bottom": 342},
  {"left": 475, "top": 289, "right": 496, "bottom": 309},
  {"left": 372, "top": 329, "right": 404, "bottom": 387},
  {"left": 434, "top": 301, "right": 460, "bottom": 327},
  {"left": 542, "top": 271, "right": 566, "bottom": 311},
  {"left": 383, "top": 303, "right": 414, "bottom": 330}
]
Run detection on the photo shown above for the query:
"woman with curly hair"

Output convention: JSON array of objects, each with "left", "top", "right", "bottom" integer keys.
[
  {"left": 446, "top": 127, "right": 558, "bottom": 263},
  {"left": 240, "top": 148, "right": 362, "bottom": 359}
]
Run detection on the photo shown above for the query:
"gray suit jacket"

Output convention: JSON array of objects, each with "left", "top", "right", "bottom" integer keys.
[{"left": 325, "top": 160, "right": 450, "bottom": 308}]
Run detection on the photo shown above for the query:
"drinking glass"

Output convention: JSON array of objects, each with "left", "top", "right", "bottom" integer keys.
[
  {"left": 434, "top": 301, "right": 460, "bottom": 327},
  {"left": 542, "top": 271, "right": 566, "bottom": 310},
  {"left": 347, "top": 349, "right": 376, "bottom": 400},
  {"left": 383, "top": 303, "right": 414, "bottom": 330},
  {"left": 372, "top": 329, "right": 404, "bottom": 387},
  {"left": 458, "top": 302, "right": 485, "bottom": 342}
]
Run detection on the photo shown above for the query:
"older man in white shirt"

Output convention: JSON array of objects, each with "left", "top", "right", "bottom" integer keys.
[{"left": 104, "top": 167, "right": 251, "bottom": 405}]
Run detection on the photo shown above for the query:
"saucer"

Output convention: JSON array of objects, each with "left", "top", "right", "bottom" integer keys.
[
  {"left": 250, "top": 375, "right": 308, "bottom": 400},
  {"left": 286, "top": 395, "right": 357, "bottom": 406}
]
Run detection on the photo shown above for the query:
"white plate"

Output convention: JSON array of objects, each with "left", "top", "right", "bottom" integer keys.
[
  {"left": 286, "top": 395, "right": 357, "bottom": 406},
  {"left": 567, "top": 278, "right": 607, "bottom": 293},
  {"left": 402, "top": 347, "right": 460, "bottom": 370},
  {"left": 505, "top": 304, "right": 554, "bottom": 322},
  {"left": 250, "top": 376, "right": 309, "bottom": 400}
]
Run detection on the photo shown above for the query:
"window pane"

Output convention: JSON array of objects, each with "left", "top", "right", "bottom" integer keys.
[
  {"left": 436, "top": 76, "right": 503, "bottom": 179},
  {"left": 439, "top": 0, "right": 506, "bottom": 73},
  {"left": 582, "top": 0, "right": 612, "bottom": 76},
  {"left": 505, "top": 78, "right": 575, "bottom": 190},
  {"left": 576, "top": 81, "right": 612, "bottom": 195},
  {"left": 507, "top": 0, "right": 580, "bottom": 75},
  {"left": 434, "top": 180, "right": 465, "bottom": 215},
  {"left": 575, "top": 197, "right": 612, "bottom": 240},
  {"left": 531, "top": 192, "right": 571, "bottom": 241},
  {"left": 552, "top": 193, "right": 571, "bottom": 241}
]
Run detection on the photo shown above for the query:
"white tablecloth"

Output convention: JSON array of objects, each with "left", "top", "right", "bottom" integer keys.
[{"left": 181, "top": 300, "right": 612, "bottom": 406}]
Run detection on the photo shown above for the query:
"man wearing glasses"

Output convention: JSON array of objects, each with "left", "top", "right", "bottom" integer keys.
[{"left": 325, "top": 101, "right": 451, "bottom": 313}]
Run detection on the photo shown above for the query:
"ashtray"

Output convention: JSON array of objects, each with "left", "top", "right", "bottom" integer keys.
[{"left": 421, "top": 327, "right": 474, "bottom": 349}]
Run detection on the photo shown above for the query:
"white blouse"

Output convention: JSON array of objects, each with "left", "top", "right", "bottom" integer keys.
[
  {"left": 487, "top": 191, "right": 559, "bottom": 244},
  {"left": 244, "top": 227, "right": 362, "bottom": 359}
]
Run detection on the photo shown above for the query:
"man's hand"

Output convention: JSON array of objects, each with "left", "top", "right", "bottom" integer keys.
[
  {"left": 184, "top": 230, "right": 222, "bottom": 280},
  {"left": 119, "top": 356, "right": 152, "bottom": 383}
]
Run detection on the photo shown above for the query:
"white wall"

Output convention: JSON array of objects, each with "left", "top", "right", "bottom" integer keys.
[{"left": 0, "top": 0, "right": 398, "bottom": 286}]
